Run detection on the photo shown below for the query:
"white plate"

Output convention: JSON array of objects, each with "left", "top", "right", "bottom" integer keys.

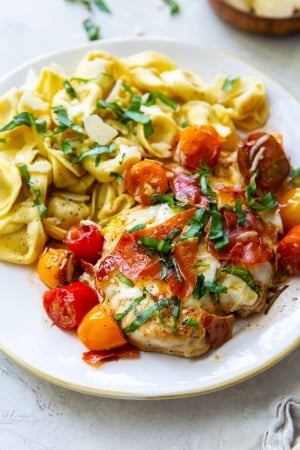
[{"left": 0, "top": 37, "right": 299, "bottom": 399}]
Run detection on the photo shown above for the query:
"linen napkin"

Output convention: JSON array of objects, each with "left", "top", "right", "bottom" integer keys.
[{"left": 259, "top": 397, "right": 300, "bottom": 449}]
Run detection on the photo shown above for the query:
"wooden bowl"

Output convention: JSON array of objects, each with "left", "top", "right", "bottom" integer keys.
[{"left": 208, "top": 0, "right": 300, "bottom": 35}]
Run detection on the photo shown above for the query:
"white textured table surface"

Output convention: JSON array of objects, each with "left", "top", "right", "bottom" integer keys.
[{"left": 0, "top": 1, "right": 300, "bottom": 449}]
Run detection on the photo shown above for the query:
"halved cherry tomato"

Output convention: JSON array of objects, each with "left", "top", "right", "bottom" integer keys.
[
  {"left": 170, "top": 171, "right": 208, "bottom": 207},
  {"left": 63, "top": 221, "right": 104, "bottom": 264},
  {"left": 278, "top": 187, "right": 300, "bottom": 230},
  {"left": 124, "top": 159, "right": 169, "bottom": 205},
  {"left": 37, "top": 247, "right": 74, "bottom": 288},
  {"left": 43, "top": 281, "right": 99, "bottom": 330},
  {"left": 237, "top": 132, "right": 290, "bottom": 191},
  {"left": 77, "top": 304, "right": 127, "bottom": 351},
  {"left": 277, "top": 225, "right": 300, "bottom": 275},
  {"left": 177, "top": 125, "right": 223, "bottom": 170}
]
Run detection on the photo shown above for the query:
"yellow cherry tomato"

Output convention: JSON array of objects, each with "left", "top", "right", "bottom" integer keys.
[
  {"left": 77, "top": 304, "right": 127, "bottom": 351},
  {"left": 37, "top": 247, "right": 74, "bottom": 288},
  {"left": 278, "top": 187, "right": 300, "bottom": 230}
]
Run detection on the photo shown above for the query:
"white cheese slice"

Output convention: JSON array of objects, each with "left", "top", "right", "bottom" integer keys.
[{"left": 83, "top": 114, "right": 118, "bottom": 145}]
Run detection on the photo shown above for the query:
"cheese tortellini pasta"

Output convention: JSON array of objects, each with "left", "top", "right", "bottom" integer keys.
[{"left": 0, "top": 49, "right": 269, "bottom": 264}]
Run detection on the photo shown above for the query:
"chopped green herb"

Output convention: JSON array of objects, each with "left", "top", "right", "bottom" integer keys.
[
  {"left": 182, "top": 318, "right": 199, "bottom": 328},
  {"left": 116, "top": 272, "right": 135, "bottom": 287},
  {"left": 222, "top": 75, "right": 239, "bottom": 92},
  {"left": 246, "top": 173, "right": 278, "bottom": 211},
  {"left": 145, "top": 91, "right": 178, "bottom": 110},
  {"left": 151, "top": 193, "right": 186, "bottom": 209},
  {"left": 197, "top": 163, "right": 217, "bottom": 200},
  {"left": 163, "top": 0, "right": 180, "bottom": 15},
  {"left": 71, "top": 143, "right": 116, "bottom": 166},
  {"left": 114, "top": 293, "right": 146, "bottom": 322},
  {"left": 122, "top": 82, "right": 134, "bottom": 94},
  {"left": 93, "top": 0, "right": 111, "bottom": 13},
  {"left": 123, "top": 296, "right": 180, "bottom": 334},
  {"left": 109, "top": 171, "right": 123, "bottom": 183},
  {"left": 234, "top": 199, "right": 246, "bottom": 226},
  {"left": 184, "top": 208, "right": 209, "bottom": 240},
  {"left": 52, "top": 105, "right": 85, "bottom": 134},
  {"left": 63, "top": 80, "right": 77, "bottom": 98},
  {"left": 193, "top": 273, "right": 227, "bottom": 300},
  {"left": 18, "top": 164, "right": 47, "bottom": 217},
  {"left": 83, "top": 18, "right": 100, "bottom": 41},
  {"left": 65, "top": 0, "right": 91, "bottom": 11},
  {"left": 127, "top": 223, "right": 146, "bottom": 233},
  {"left": 221, "top": 266, "right": 260, "bottom": 295},
  {"left": 0, "top": 112, "right": 47, "bottom": 135},
  {"left": 61, "top": 140, "right": 73, "bottom": 155}
]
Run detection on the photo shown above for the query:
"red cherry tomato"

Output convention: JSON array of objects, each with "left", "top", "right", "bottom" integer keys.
[
  {"left": 170, "top": 171, "right": 208, "bottom": 207},
  {"left": 125, "top": 159, "right": 169, "bottom": 205},
  {"left": 43, "top": 281, "right": 99, "bottom": 330},
  {"left": 277, "top": 225, "right": 300, "bottom": 275},
  {"left": 177, "top": 125, "right": 223, "bottom": 170},
  {"left": 237, "top": 132, "right": 290, "bottom": 191},
  {"left": 63, "top": 221, "right": 104, "bottom": 264}
]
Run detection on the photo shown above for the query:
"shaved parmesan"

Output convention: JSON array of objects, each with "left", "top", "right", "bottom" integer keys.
[{"left": 83, "top": 114, "right": 118, "bottom": 145}]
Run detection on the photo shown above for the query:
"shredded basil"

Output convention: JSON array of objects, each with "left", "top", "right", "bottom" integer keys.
[
  {"left": 0, "top": 112, "right": 48, "bottom": 135},
  {"left": 116, "top": 272, "right": 135, "bottom": 287},
  {"left": 18, "top": 164, "right": 47, "bottom": 217},
  {"left": 163, "top": 0, "right": 180, "bottom": 15},
  {"left": 184, "top": 208, "right": 209, "bottom": 240},
  {"left": 114, "top": 293, "right": 146, "bottom": 322},
  {"left": 246, "top": 173, "right": 278, "bottom": 211},
  {"left": 61, "top": 140, "right": 73, "bottom": 155},
  {"left": 234, "top": 199, "right": 246, "bottom": 226},
  {"left": 71, "top": 143, "right": 116, "bottom": 166},
  {"left": 182, "top": 318, "right": 199, "bottom": 328},
  {"left": 52, "top": 105, "right": 85, "bottom": 134},
  {"left": 127, "top": 223, "right": 146, "bottom": 233},
  {"left": 123, "top": 296, "right": 180, "bottom": 334},
  {"left": 65, "top": 0, "right": 91, "bottom": 10},
  {"left": 208, "top": 210, "right": 229, "bottom": 250},
  {"left": 145, "top": 91, "right": 178, "bottom": 110},
  {"left": 221, "top": 266, "right": 260, "bottom": 295},
  {"left": 93, "top": 0, "right": 111, "bottom": 13},
  {"left": 83, "top": 18, "right": 100, "bottom": 41},
  {"left": 109, "top": 171, "right": 123, "bottom": 183},
  {"left": 63, "top": 80, "right": 77, "bottom": 98},
  {"left": 151, "top": 193, "right": 187, "bottom": 209},
  {"left": 222, "top": 75, "right": 239, "bottom": 92},
  {"left": 193, "top": 273, "right": 227, "bottom": 300},
  {"left": 197, "top": 163, "right": 217, "bottom": 200}
]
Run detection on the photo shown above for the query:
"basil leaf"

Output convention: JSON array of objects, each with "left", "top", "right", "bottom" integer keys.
[
  {"left": 184, "top": 208, "right": 209, "bottom": 240},
  {"left": 71, "top": 143, "right": 116, "bottom": 165},
  {"left": 209, "top": 210, "right": 224, "bottom": 240},
  {"left": 222, "top": 75, "right": 239, "bottom": 92},
  {"left": 182, "top": 318, "right": 199, "bottom": 328},
  {"left": 163, "top": 0, "right": 180, "bottom": 15},
  {"left": 116, "top": 272, "right": 134, "bottom": 287},
  {"left": 18, "top": 164, "right": 47, "bottom": 217},
  {"left": 145, "top": 92, "right": 178, "bottom": 110},
  {"left": 123, "top": 296, "right": 180, "bottom": 334},
  {"left": 246, "top": 173, "right": 278, "bottom": 211},
  {"left": 0, "top": 112, "right": 47, "bottom": 135},
  {"left": 193, "top": 273, "right": 227, "bottom": 300},
  {"left": 64, "top": 80, "right": 77, "bottom": 98},
  {"left": 83, "top": 18, "right": 100, "bottom": 41},
  {"left": 52, "top": 105, "right": 85, "bottom": 134},
  {"left": 127, "top": 223, "right": 146, "bottom": 233},
  {"left": 221, "top": 266, "right": 260, "bottom": 295},
  {"left": 109, "top": 171, "right": 123, "bottom": 183},
  {"left": 114, "top": 293, "right": 146, "bottom": 322},
  {"left": 234, "top": 199, "right": 246, "bottom": 226},
  {"left": 61, "top": 140, "right": 73, "bottom": 155},
  {"left": 93, "top": 0, "right": 111, "bottom": 13},
  {"left": 65, "top": 0, "right": 91, "bottom": 10}
]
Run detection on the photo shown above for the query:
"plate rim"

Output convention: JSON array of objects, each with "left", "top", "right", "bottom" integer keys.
[{"left": 0, "top": 36, "right": 299, "bottom": 399}]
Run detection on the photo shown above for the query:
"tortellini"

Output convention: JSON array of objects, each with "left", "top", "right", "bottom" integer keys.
[{"left": 0, "top": 49, "right": 270, "bottom": 264}]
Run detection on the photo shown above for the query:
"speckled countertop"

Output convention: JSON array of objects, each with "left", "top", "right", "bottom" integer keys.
[{"left": 0, "top": 1, "right": 300, "bottom": 449}]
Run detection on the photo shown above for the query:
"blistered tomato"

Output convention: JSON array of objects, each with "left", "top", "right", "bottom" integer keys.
[
  {"left": 37, "top": 247, "right": 74, "bottom": 288},
  {"left": 277, "top": 225, "right": 300, "bottom": 275},
  {"left": 43, "top": 281, "right": 99, "bottom": 330},
  {"left": 77, "top": 304, "right": 127, "bottom": 351},
  {"left": 278, "top": 187, "right": 300, "bottom": 230},
  {"left": 63, "top": 221, "right": 104, "bottom": 264}
]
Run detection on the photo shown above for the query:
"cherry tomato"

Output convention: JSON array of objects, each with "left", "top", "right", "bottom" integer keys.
[
  {"left": 277, "top": 225, "right": 300, "bottom": 275},
  {"left": 177, "top": 125, "right": 223, "bottom": 170},
  {"left": 237, "top": 132, "right": 290, "bottom": 191},
  {"left": 77, "top": 304, "right": 127, "bottom": 351},
  {"left": 63, "top": 221, "right": 104, "bottom": 264},
  {"left": 124, "top": 159, "right": 169, "bottom": 205},
  {"left": 278, "top": 187, "right": 300, "bottom": 230},
  {"left": 43, "top": 281, "right": 99, "bottom": 330},
  {"left": 37, "top": 247, "right": 74, "bottom": 288}
]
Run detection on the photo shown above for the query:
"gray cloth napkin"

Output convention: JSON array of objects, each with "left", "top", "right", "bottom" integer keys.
[{"left": 259, "top": 398, "right": 300, "bottom": 450}]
